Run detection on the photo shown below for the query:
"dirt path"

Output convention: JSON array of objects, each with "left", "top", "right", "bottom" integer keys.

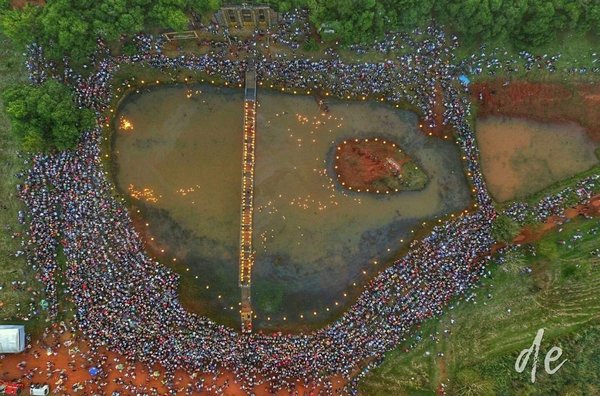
[
  {"left": 514, "top": 195, "right": 600, "bottom": 245},
  {"left": 435, "top": 356, "right": 448, "bottom": 396},
  {"left": 421, "top": 82, "right": 454, "bottom": 139}
]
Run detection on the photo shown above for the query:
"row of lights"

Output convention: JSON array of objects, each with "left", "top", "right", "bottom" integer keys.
[
  {"left": 106, "top": 73, "right": 480, "bottom": 327},
  {"left": 140, "top": 203, "right": 476, "bottom": 323},
  {"left": 239, "top": 98, "right": 258, "bottom": 286}
]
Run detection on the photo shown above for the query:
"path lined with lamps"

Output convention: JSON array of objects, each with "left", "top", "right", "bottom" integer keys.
[{"left": 239, "top": 61, "right": 257, "bottom": 333}]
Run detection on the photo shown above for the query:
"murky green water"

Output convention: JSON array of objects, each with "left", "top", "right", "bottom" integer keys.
[
  {"left": 113, "top": 84, "right": 471, "bottom": 329},
  {"left": 477, "top": 116, "right": 600, "bottom": 202}
]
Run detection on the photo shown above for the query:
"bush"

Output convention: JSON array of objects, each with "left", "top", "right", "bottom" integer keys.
[
  {"left": 491, "top": 214, "right": 521, "bottom": 243},
  {"left": 303, "top": 37, "right": 319, "bottom": 52},
  {"left": 2, "top": 79, "right": 96, "bottom": 152}
]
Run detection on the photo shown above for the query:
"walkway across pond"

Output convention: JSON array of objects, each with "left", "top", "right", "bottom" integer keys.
[{"left": 239, "top": 62, "right": 257, "bottom": 332}]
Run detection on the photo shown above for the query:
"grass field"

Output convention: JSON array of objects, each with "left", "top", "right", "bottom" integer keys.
[
  {"left": 456, "top": 31, "right": 600, "bottom": 84},
  {"left": 359, "top": 216, "right": 600, "bottom": 395},
  {"left": 0, "top": 34, "right": 39, "bottom": 322}
]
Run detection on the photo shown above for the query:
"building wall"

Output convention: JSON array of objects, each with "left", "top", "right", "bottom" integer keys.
[{"left": 216, "top": 5, "right": 278, "bottom": 29}]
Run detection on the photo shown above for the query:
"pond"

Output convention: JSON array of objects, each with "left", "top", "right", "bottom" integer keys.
[
  {"left": 476, "top": 116, "right": 600, "bottom": 202},
  {"left": 113, "top": 84, "right": 471, "bottom": 330}
]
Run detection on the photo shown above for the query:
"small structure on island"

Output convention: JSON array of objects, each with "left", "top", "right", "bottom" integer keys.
[
  {"left": 216, "top": 3, "right": 279, "bottom": 29},
  {"left": 0, "top": 325, "right": 26, "bottom": 353}
]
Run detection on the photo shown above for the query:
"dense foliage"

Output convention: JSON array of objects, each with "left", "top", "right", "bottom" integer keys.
[
  {"left": 301, "top": 0, "right": 600, "bottom": 47},
  {"left": 2, "top": 79, "right": 96, "bottom": 152},
  {"left": 436, "top": 0, "right": 600, "bottom": 48},
  {"left": 1, "top": 0, "right": 599, "bottom": 60},
  {"left": 0, "top": 0, "right": 220, "bottom": 61},
  {"left": 307, "top": 0, "right": 434, "bottom": 44}
]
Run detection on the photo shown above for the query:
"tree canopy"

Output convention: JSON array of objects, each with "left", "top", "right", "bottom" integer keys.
[
  {"left": 1, "top": 0, "right": 598, "bottom": 55},
  {"left": 449, "top": 0, "right": 600, "bottom": 48},
  {"left": 2, "top": 79, "right": 96, "bottom": 152},
  {"left": 0, "top": 0, "right": 221, "bottom": 62},
  {"left": 307, "top": 0, "right": 599, "bottom": 47},
  {"left": 307, "top": 0, "right": 433, "bottom": 44}
]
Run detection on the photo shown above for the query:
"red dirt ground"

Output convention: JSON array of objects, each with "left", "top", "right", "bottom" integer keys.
[
  {"left": 10, "top": 0, "right": 44, "bottom": 8},
  {"left": 472, "top": 80, "right": 600, "bottom": 142},
  {"left": 0, "top": 326, "right": 345, "bottom": 395},
  {"left": 334, "top": 139, "right": 411, "bottom": 193},
  {"left": 514, "top": 194, "right": 600, "bottom": 245}
]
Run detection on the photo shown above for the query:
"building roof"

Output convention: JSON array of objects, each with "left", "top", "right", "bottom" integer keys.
[{"left": 0, "top": 325, "right": 25, "bottom": 353}]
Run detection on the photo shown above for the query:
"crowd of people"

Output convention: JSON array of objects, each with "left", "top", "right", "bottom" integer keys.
[
  {"left": 504, "top": 174, "right": 600, "bottom": 225},
  {"left": 13, "top": 11, "right": 600, "bottom": 395}
]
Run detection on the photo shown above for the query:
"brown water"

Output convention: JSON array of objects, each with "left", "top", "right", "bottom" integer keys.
[
  {"left": 476, "top": 116, "right": 600, "bottom": 202},
  {"left": 113, "top": 84, "right": 471, "bottom": 329}
]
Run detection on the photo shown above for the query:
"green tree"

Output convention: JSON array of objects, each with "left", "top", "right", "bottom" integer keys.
[
  {"left": 148, "top": 0, "right": 189, "bottom": 31},
  {"left": 189, "top": 0, "right": 220, "bottom": 14},
  {"left": 513, "top": 0, "right": 557, "bottom": 47},
  {"left": 0, "top": 0, "right": 223, "bottom": 63},
  {"left": 388, "top": 0, "right": 434, "bottom": 31},
  {"left": 2, "top": 79, "right": 96, "bottom": 152},
  {"left": 0, "top": 5, "right": 40, "bottom": 47},
  {"left": 491, "top": 214, "right": 521, "bottom": 243},
  {"left": 585, "top": 3, "right": 600, "bottom": 33}
]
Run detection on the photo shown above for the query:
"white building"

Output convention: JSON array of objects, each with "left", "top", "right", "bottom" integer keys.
[{"left": 0, "top": 324, "right": 26, "bottom": 353}]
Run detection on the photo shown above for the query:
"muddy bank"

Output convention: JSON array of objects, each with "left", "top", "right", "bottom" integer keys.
[{"left": 473, "top": 80, "right": 600, "bottom": 142}]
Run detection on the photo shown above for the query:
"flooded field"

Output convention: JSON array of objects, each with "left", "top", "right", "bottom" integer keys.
[
  {"left": 113, "top": 84, "right": 471, "bottom": 329},
  {"left": 476, "top": 116, "right": 600, "bottom": 202}
]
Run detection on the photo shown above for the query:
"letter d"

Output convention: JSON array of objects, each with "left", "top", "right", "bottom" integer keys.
[{"left": 515, "top": 328, "right": 544, "bottom": 383}]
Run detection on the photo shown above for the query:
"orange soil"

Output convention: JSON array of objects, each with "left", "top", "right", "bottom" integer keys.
[
  {"left": 334, "top": 139, "right": 410, "bottom": 193},
  {"left": 514, "top": 194, "right": 600, "bottom": 245},
  {"left": 472, "top": 81, "right": 600, "bottom": 142},
  {"left": 0, "top": 327, "right": 345, "bottom": 395},
  {"left": 10, "top": 0, "right": 44, "bottom": 8},
  {"left": 435, "top": 356, "right": 448, "bottom": 396}
]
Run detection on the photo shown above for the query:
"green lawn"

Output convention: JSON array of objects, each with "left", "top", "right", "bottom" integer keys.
[
  {"left": 0, "top": 34, "right": 36, "bottom": 321},
  {"left": 359, "top": 217, "right": 600, "bottom": 395},
  {"left": 458, "top": 31, "right": 600, "bottom": 84}
]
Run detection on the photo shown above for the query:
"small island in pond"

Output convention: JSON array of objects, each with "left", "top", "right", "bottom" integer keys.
[{"left": 334, "top": 138, "right": 428, "bottom": 194}]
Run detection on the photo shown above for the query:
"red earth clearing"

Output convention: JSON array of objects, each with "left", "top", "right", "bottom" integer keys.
[
  {"left": 334, "top": 138, "right": 423, "bottom": 193},
  {"left": 472, "top": 80, "right": 600, "bottom": 142}
]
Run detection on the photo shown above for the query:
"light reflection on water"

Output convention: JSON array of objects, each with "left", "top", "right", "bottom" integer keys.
[{"left": 113, "top": 84, "right": 471, "bottom": 329}]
